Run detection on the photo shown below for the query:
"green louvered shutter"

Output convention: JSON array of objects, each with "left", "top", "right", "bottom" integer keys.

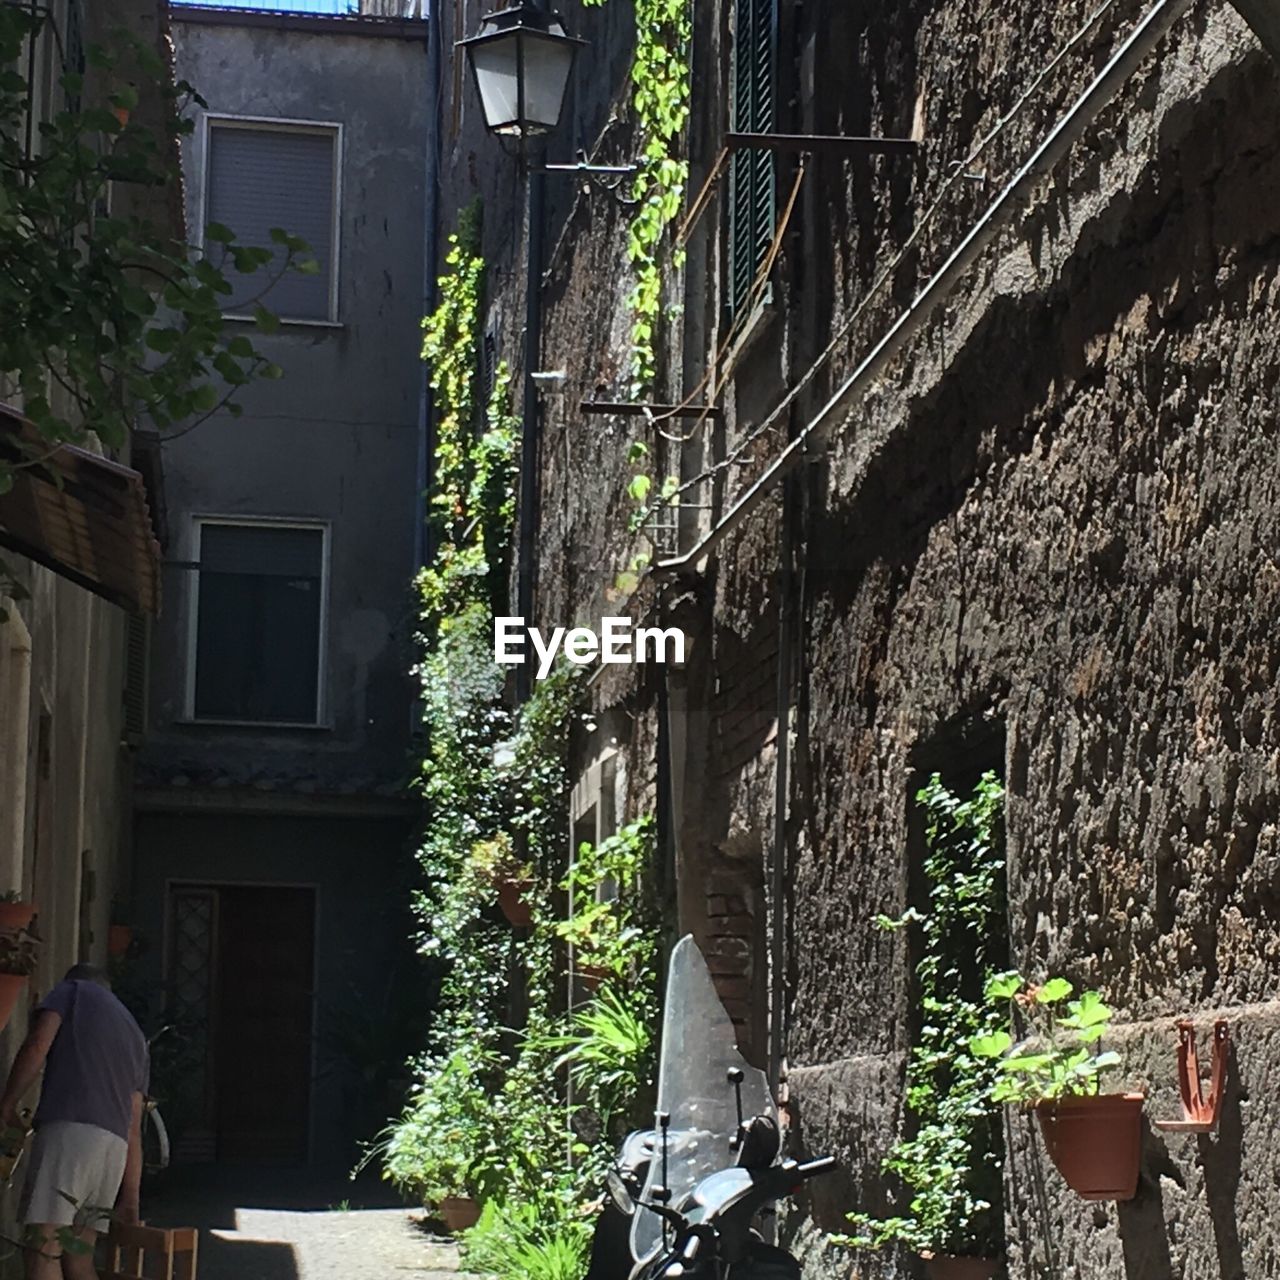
[{"left": 728, "top": 0, "right": 777, "bottom": 318}]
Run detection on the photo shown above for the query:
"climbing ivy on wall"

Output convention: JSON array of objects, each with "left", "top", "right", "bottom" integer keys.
[
  {"left": 584, "top": 0, "right": 691, "bottom": 392},
  {"left": 837, "top": 772, "right": 1008, "bottom": 1262},
  {"left": 417, "top": 201, "right": 518, "bottom": 634},
  {"left": 376, "top": 207, "right": 661, "bottom": 1280}
]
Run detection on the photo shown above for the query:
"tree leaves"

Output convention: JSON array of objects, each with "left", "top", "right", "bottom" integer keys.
[{"left": 0, "top": 7, "right": 314, "bottom": 502}]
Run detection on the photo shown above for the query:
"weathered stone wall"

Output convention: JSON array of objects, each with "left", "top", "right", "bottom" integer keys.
[
  {"left": 769, "top": 9, "right": 1280, "bottom": 1280},
  {"left": 450, "top": 0, "right": 1280, "bottom": 1272}
]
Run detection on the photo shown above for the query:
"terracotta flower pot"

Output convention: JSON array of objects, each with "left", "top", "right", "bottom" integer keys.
[
  {"left": 437, "top": 1195, "right": 481, "bottom": 1233},
  {"left": 496, "top": 879, "right": 532, "bottom": 927},
  {"left": 922, "top": 1254, "right": 1002, "bottom": 1280},
  {"left": 0, "top": 974, "right": 28, "bottom": 1034},
  {"left": 575, "top": 961, "right": 611, "bottom": 990},
  {"left": 1035, "top": 1092, "right": 1145, "bottom": 1200},
  {"left": 0, "top": 903, "right": 35, "bottom": 934}
]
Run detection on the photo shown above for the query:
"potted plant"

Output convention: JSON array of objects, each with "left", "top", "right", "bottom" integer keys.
[
  {"left": 0, "top": 893, "right": 39, "bottom": 1033},
  {"left": 835, "top": 773, "right": 1006, "bottom": 1279},
  {"left": 0, "top": 893, "right": 35, "bottom": 935},
  {"left": 468, "top": 834, "right": 534, "bottom": 927},
  {"left": 970, "top": 973, "right": 1143, "bottom": 1201},
  {"left": 556, "top": 819, "right": 656, "bottom": 988},
  {"left": 373, "top": 1046, "right": 500, "bottom": 1232}
]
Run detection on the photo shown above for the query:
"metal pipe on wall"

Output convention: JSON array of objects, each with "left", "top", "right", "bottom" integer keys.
[
  {"left": 653, "top": 0, "right": 1196, "bottom": 578},
  {"left": 515, "top": 163, "right": 545, "bottom": 705}
]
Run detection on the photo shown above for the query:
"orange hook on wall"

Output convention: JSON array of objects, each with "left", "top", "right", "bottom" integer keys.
[{"left": 1153, "top": 1019, "right": 1229, "bottom": 1133}]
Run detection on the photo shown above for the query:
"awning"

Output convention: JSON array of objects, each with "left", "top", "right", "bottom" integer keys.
[{"left": 0, "top": 405, "right": 162, "bottom": 616}]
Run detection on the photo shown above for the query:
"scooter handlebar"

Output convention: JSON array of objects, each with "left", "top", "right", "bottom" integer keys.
[{"left": 794, "top": 1156, "right": 837, "bottom": 1179}]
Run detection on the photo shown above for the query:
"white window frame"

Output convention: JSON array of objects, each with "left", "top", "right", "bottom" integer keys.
[
  {"left": 198, "top": 113, "right": 344, "bottom": 327},
  {"left": 184, "top": 516, "right": 332, "bottom": 729}
]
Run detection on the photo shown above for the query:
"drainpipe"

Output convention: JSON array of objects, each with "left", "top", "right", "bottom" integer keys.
[
  {"left": 413, "top": 2, "right": 442, "bottom": 574},
  {"left": 768, "top": 468, "right": 795, "bottom": 1097},
  {"left": 515, "top": 161, "right": 545, "bottom": 705},
  {"left": 653, "top": 0, "right": 1195, "bottom": 577}
]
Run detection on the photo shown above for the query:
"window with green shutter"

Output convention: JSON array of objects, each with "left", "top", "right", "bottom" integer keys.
[{"left": 728, "top": 0, "right": 778, "bottom": 319}]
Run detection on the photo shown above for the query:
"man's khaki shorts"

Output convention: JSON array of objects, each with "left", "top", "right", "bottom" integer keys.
[{"left": 20, "top": 1121, "right": 128, "bottom": 1231}]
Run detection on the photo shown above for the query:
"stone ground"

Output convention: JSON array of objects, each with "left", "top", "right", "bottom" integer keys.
[{"left": 134, "top": 1167, "right": 469, "bottom": 1280}]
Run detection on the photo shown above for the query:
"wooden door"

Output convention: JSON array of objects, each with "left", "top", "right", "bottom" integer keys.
[{"left": 212, "top": 886, "right": 315, "bottom": 1163}]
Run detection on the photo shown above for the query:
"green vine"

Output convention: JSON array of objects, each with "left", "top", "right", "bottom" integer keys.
[
  {"left": 584, "top": 0, "right": 691, "bottom": 394},
  {"left": 375, "top": 207, "right": 660, "bottom": 1280},
  {"left": 417, "top": 201, "right": 518, "bottom": 634},
  {"left": 836, "top": 772, "right": 1007, "bottom": 1262}
]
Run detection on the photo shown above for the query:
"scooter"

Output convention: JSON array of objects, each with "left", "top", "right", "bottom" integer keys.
[{"left": 585, "top": 936, "right": 836, "bottom": 1280}]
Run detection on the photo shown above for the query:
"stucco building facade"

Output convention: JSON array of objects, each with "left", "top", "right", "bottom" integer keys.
[{"left": 130, "top": 5, "right": 431, "bottom": 1169}]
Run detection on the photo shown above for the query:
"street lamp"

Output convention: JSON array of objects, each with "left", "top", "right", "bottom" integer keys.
[
  {"left": 460, "top": 4, "right": 583, "bottom": 141},
  {"left": 460, "top": 2, "right": 582, "bottom": 704}
]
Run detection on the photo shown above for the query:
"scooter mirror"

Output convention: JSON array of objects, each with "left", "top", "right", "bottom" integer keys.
[{"left": 606, "top": 1168, "right": 635, "bottom": 1216}]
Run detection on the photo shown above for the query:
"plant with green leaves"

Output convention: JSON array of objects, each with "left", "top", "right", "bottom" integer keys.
[
  {"left": 462, "top": 1198, "right": 593, "bottom": 1280},
  {"left": 556, "top": 818, "right": 658, "bottom": 983},
  {"left": 0, "top": 8, "right": 304, "bottom": 478},
  {"left": 417, "top": 202, "right": 518, "bottom": 634},
  {"left": 582, "top": 0, "right": 691, "bottom": 392},
  {"left": 367, "top": 1046, "right": 503, "bottom": 1206},
  {"left": 535, "top": 983, "right": 655, "bottom": 1137},
  {"left": 836, "top": 772, "right": 1007, "bottom": 1261},
  {"left": 970, "top": 974, "right": 1122, "bottom": 1103},
  {"left": 0, "top": 8, "right": 311, "bottom": 612}
]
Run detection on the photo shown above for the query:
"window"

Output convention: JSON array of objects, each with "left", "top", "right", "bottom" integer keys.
[
  {"left": 728, "top": 0, "right": 777, "bottom": 318},
  {"left": 190, "top": 521, "right": 327, "bottom": 725},
  {"left": 204, "top": 119, "right": 340, "bottom": 323}
]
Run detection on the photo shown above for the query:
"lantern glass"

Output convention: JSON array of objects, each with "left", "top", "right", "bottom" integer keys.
[{"left": 462, "top": 6, "right": 582, "bottom": 138}]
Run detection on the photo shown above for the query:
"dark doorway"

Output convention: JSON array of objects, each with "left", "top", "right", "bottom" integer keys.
[{"left": 167, "top": 884, "right": 316, "bottom": 1164}]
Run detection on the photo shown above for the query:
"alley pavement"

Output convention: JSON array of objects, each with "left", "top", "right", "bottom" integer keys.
[{"left": 139, "top": 1166, "right": 470, "bottom": 1280}]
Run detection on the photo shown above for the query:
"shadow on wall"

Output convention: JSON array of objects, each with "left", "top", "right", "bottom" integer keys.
[
  {"left": 1004, "top": 1105, "right": 1063, "bottom": 1279},
  {"left": 1116, "top": 1122, "right": 1177, "bottom": 1279},
  {"left": 1197, "top": 1065, "right": 1246, "bottom": 1280},
  {"left": 1116, "top": 1051, "right": 1245, "bottom": 1280}
]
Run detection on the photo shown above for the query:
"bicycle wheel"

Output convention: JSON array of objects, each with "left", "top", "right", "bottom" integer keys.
[{"left": 141, "top": 1102, "right": 170, "bottom": 1173}]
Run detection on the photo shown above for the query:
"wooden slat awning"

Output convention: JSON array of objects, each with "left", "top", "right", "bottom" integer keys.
[{"left": 0, "top": 404, "right": 162, "bottom": 616}]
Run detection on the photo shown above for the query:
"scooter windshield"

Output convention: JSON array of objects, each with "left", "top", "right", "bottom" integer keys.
[{"left": 629, "top": 935, "right": 777, "bottom": 1267}]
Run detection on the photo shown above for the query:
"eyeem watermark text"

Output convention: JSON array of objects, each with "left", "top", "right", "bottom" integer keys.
[{"left": 494, "top": 617, "right": 686, "bottom": 680}]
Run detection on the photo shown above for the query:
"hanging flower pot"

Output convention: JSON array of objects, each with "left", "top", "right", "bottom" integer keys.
[
  {"left": 0, "top": 902, "right": 35, "bottom": 934},
  {"left": 0, "top": 903, "right": 39, "bottom": 1033},
  {"left": 1035, "top": 1093, "right": 1145, "bottom": 1200},
  {"left": 575, "top": 961, "right": 611, "bottom": 990},
  {"left": 496, "top": 878, "right": 532, "bottom": 927},
  {"left": 0, "top": 974, "right": 26, "bottom": 1034},
  {"left": 921, "top": 1254, "right": 1002, "bottom": 1280},
  {"left": 437, "top": 1195, "right": 481, "bottom": 1233}
]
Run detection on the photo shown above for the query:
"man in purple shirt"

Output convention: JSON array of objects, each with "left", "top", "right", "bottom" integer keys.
[{"left": 0, "top": 965, "right": 148, "bottom": 1280}]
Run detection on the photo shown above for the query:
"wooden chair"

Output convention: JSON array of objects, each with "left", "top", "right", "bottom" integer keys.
[{"left": 105, "top": 1223, "right": 199, "bottom": 1280}]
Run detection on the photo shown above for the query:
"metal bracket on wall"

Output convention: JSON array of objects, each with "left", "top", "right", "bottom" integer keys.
[
  {"left": 725, "top": 132, "right": 919, "bottom": 157},
  {"left": 580, "top": 401, "right": 723, "bottom": 420},
  {"left": 1153, "top": 1019, "right": 1230, "bottom": 1133}
]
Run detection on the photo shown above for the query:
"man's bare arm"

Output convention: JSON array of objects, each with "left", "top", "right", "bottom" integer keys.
[
  {"left": 116, "top": 1091, "right": 144, "bottom": 1225},
  {"left": 0, "top": 1009, "right": 60, "bottom": 1128}
]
